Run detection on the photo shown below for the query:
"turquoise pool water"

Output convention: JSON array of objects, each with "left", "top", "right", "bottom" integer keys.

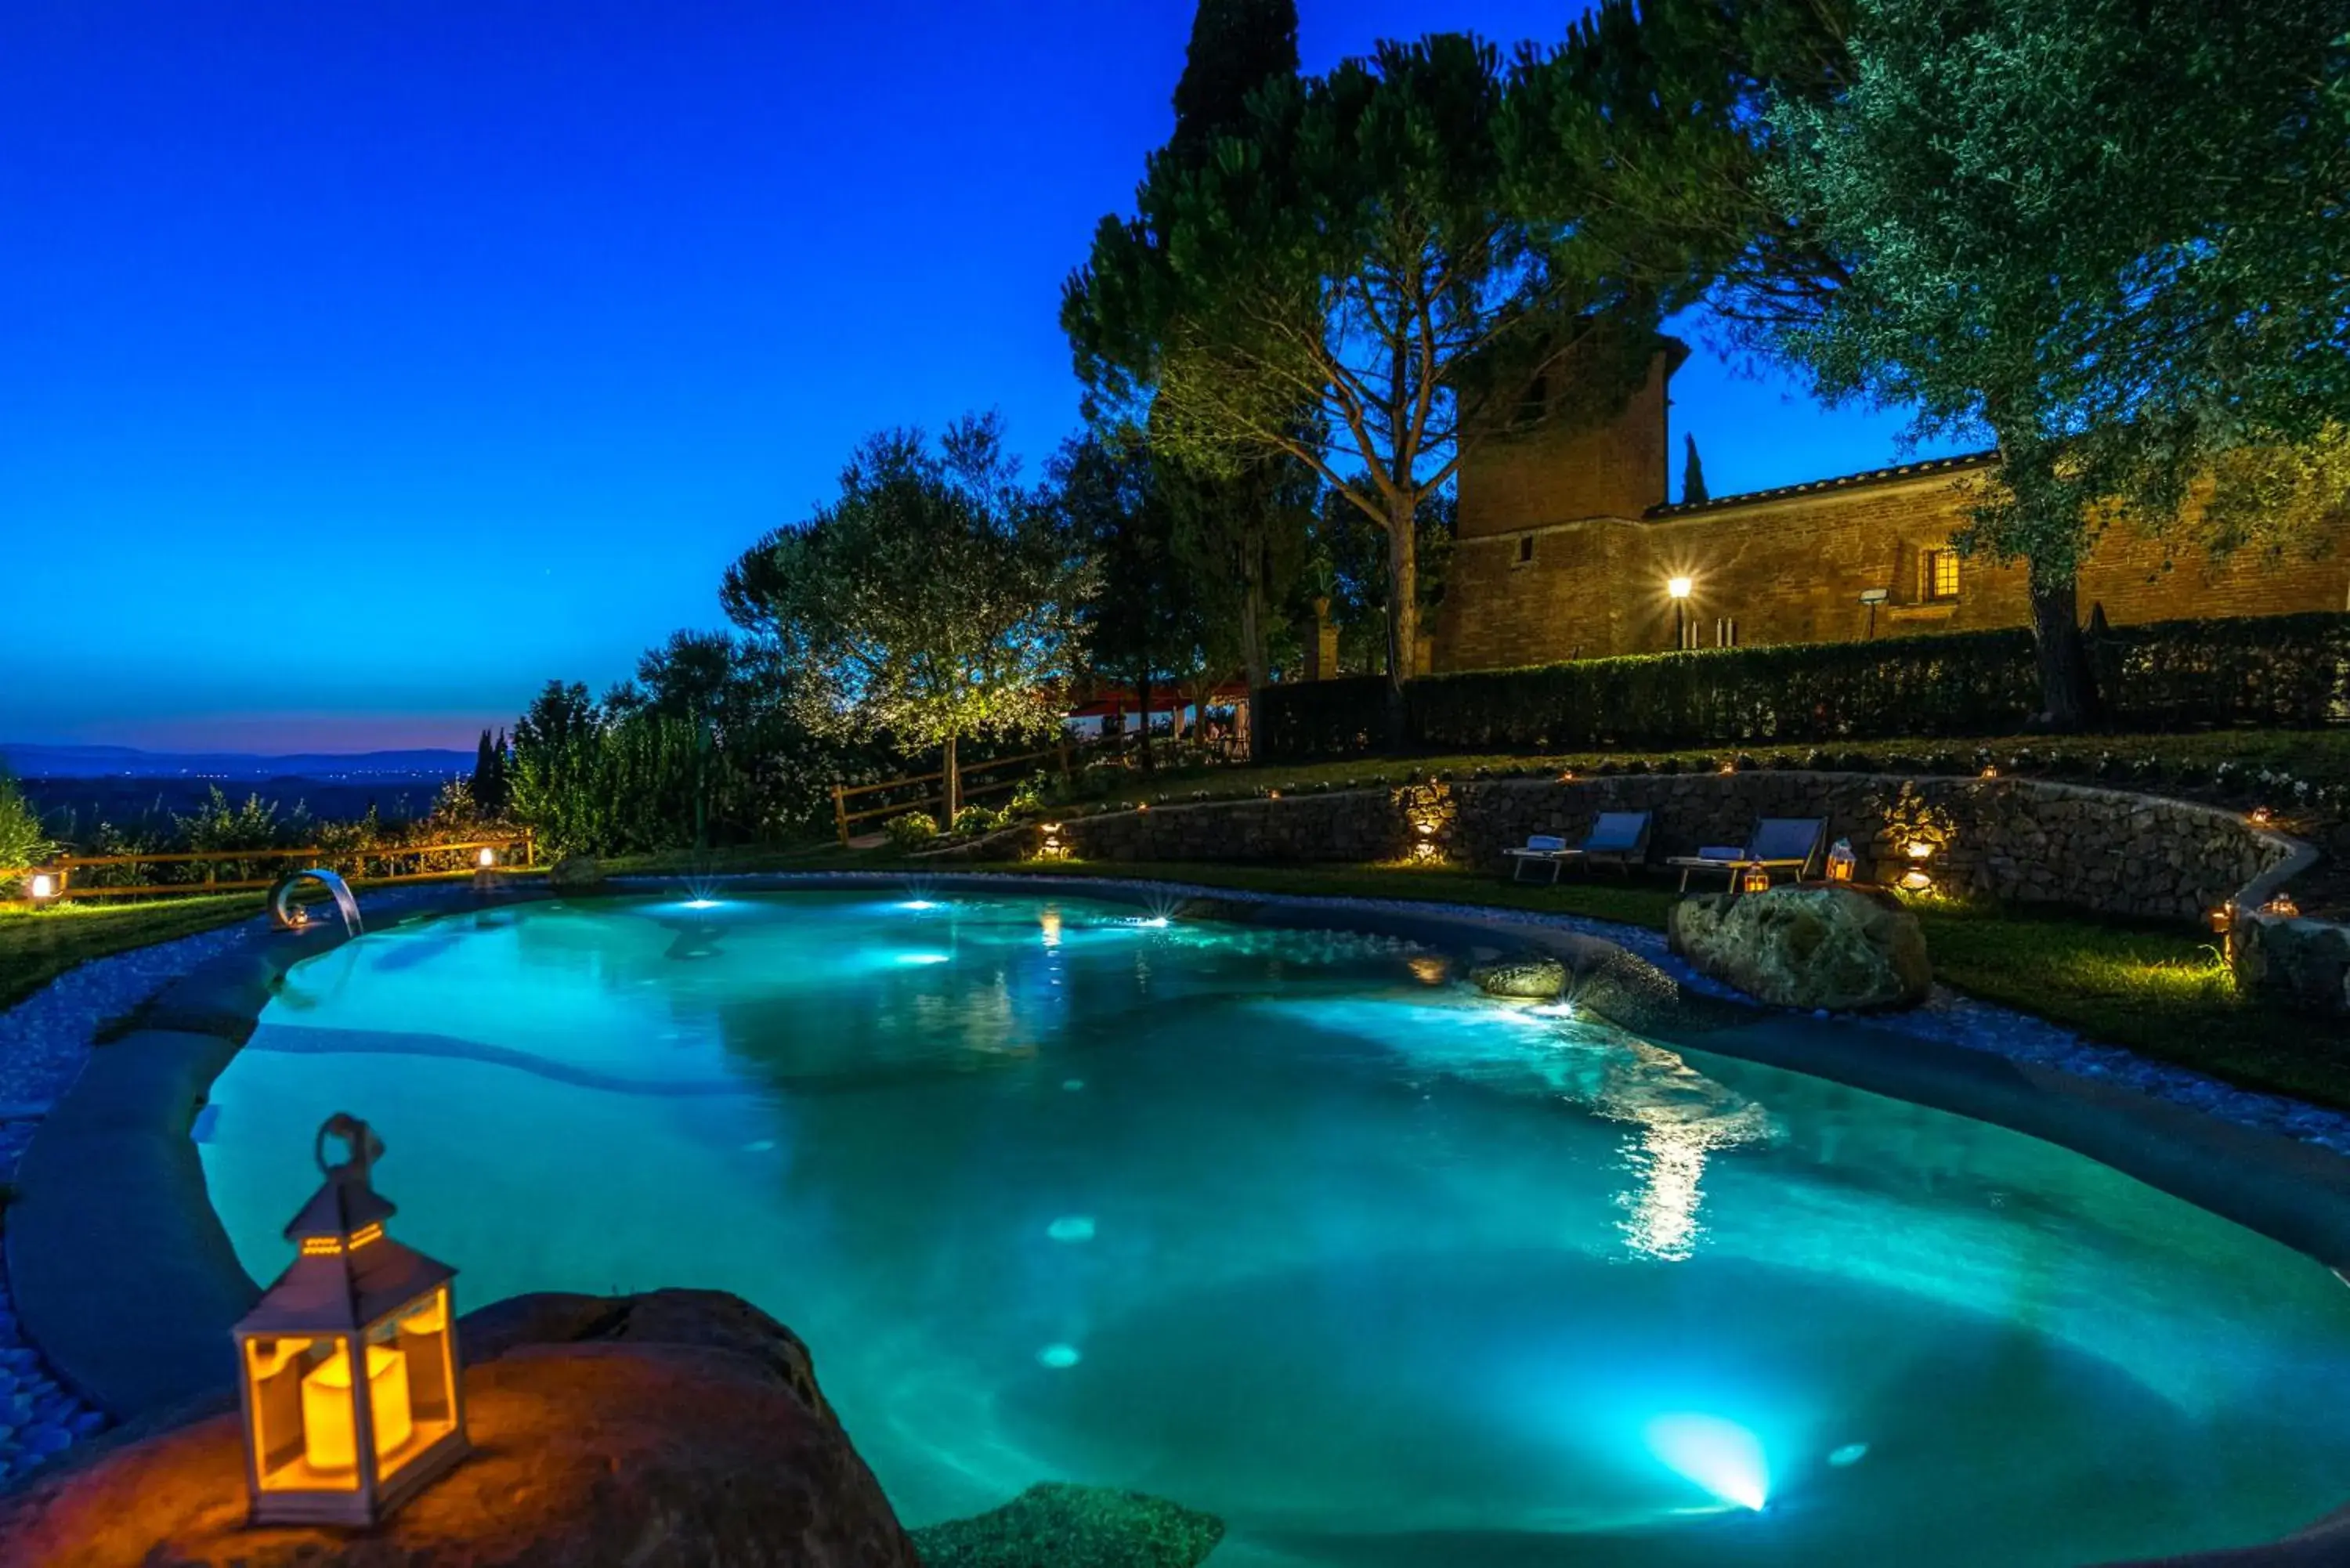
[{"left": 201, "top": 891, "right": 2350, "bottom": 1565}]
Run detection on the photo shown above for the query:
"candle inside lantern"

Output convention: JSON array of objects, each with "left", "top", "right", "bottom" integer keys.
[{"left": 301, "top": 1342, "right": 414, "bottom": 1472}]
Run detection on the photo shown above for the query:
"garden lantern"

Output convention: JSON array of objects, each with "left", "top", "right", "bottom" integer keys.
[
  {"left": 27, "top": 872, "right": 57, "bottom": 902},
  {"left": 475, "top": 847, "right": 496, "bottom": 869},
  {"left": 2249, "top": 807, "right": 2276, "bottom": 828},
  {"left": 233, "top": 1114, "right": 469, "bottom": 1527},
  {"left": 1738, "top": 862, "right": 1773, "bottom": 896},
  {"left": 2263, "top": 892, "right": 2301, "bottom": 919},
  {"left": 1824, "top": 840, "right": 1856, "bottom": 883}
]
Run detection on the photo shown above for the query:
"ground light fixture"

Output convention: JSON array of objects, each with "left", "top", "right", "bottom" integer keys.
[
  {"left": 2249, "top": 807, "right": 2276, "bottom": 827},
  {"left": 233, "top": 1114, "right": 470, "bottom": 1527},
  {"left": 1824, "top": 840, "right": 1856, "bottom": 883}
]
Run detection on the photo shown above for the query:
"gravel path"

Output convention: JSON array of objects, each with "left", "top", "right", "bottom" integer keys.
[{"left": 2, "top": 873, "right": 2345, "bottom": 1487}]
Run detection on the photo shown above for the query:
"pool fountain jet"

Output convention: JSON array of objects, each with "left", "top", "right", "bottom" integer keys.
[{"left": 1644, "top": 1414, "right": 1770, "bottom": 1512}]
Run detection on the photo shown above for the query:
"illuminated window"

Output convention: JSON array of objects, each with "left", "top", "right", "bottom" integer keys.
[{"left": 1922, "top": 548, "right": 1961, "bottom": 602}]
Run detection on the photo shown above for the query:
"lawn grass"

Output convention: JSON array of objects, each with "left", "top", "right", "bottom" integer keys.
[
  {"left": 1061, "top": 728, "right": 2350, "bottom": 822},
  {"left": 0, "top": 894, "right": 265, "bottom": 1012}
]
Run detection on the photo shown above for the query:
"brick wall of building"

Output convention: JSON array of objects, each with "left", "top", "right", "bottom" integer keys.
[
  {"left": 1458, "top": 350, "right": 1676, "bottom": 541},
  {"left": 1434, "top": 385, "right": 2350, "bottom": 673}
]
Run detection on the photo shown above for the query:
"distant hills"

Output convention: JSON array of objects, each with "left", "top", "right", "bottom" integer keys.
[{"left": 2, "top": 742, "right": 472, "bottom": 781}]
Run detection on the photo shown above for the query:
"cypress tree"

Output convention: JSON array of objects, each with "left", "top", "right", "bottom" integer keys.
[
  {"left": 1168, "top": 0, "right": 1298, "bottom": 165},
  {"left": 470, "top": 729, "right": 496, "bottom": 811},
  {"left": 1682, "top": 433, "right": 1709, "bottom": 505},
  {"left": 1159, "top": 0, "right": 1307, "bottom": 758}
]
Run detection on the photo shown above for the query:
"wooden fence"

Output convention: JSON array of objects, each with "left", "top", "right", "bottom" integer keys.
[
  {"left": 831, "top": 744, "right": 1070, "bottom": 844},
  {"left": 3, "top": 832, "right": 536, "bottom": 903}
]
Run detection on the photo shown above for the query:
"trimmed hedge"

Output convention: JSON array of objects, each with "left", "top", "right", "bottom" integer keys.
[{"left": 1258, "top": 612, "right": 2350, "bottom": 759}]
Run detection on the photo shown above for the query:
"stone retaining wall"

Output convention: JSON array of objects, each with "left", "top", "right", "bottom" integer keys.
[{"left": 1043, "top": 772, "right": 2295, "bottom": 926}]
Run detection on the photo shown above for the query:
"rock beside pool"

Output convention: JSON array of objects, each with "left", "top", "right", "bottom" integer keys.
[
  {"left": 1670, "top": 886, "right": 1931, "bottom": 1012},
  {"left": 911, "top": 1482, "right": 1225, "bottom": 1568},
  {"left": 1468, "top": 953, "right": 1567, "bottom": 999},
  {"left": 548, "top": 854, "right": 605, "bottom": 890},
  {"left": 0, "top": 1289, "right": 919, "bottom": 1568}
]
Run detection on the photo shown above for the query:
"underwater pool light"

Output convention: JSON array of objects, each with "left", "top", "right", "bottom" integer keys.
[
  {"left": 1644, "top": 1413, "right": 1769, "bottom": 1512},
  {"left": 683, "top": 898, "right": 720, "bottom": 911},
  {"left": 899, "top": 899, "right": 940, "bottom": 911},
  {"left": 1036, "top": 1343, "right": 1082, "bottom": 1369},
  {"left": 896, "top": 952, "right": 951, "bottom": 966}
]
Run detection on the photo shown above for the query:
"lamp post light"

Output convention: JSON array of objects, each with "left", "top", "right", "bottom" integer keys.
[
  {"left": 233, "top": 1115, "right": 471, "bottom": 1527},
  {"left": 1667, "top": 576, "right": 1694, "bottom": 651}
]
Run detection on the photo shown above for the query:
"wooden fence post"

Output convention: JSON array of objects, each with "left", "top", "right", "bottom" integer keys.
[{"left": 832, "top": 784, "right": 850, "bottom": 847}]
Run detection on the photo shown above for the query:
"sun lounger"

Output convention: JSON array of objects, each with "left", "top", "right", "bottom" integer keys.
[
  {"left": 1667, "top": 817, "right": 1828, "bottom": 891},
  {"left": 1502, "top": 811, "right": 1653, "bottom": 883}
]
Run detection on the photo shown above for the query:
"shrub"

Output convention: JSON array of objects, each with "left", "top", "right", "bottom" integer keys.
[
  {"left": 950, "top": 804, "right": 1004, "bottom": 836},
  {"left": 884, "top": 811, "right": 940, "bottom": 851},
  {"left": 0, "top": 771, "right": 51, "bottom": 892},
  {"left": 1256, "top": 612, "right": 2350, "bottom": 759}
]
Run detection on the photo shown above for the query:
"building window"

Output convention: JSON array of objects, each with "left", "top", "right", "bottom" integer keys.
[
  {"left": 1515, "top": 534, "right": 1535, "bottom": 566},
  {"left": 1514, "top": 374, "right": 1547, "bottom": 428},
  {"left": 1922, "top": 547, "right": 1961, "bottom": 602}
]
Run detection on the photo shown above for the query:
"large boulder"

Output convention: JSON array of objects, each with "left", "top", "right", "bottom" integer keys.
[
  {"left": 1669, "top": 886, "right": 1932, "bottom": 1012},
  {"left": 910, "top": 1482, "right": 1224, "bottom": 1568},
  {"left": 1467, "top": 953, "right": 1567, "bottom": 999},
  {"left": 547, "top": 854, "right": 604, "bottom": 890},
  {"left": 0, "top": 1289, "right": 919, "bottom": 1568}
]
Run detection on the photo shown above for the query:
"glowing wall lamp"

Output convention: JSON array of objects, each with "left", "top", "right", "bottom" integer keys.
[
  {"left": 233, "top": 1114, "right": 470, "bottom": 1527},
  {"left": 1824, "top": 840, "right": 1857, "bottom": 883},
  {"left": 1667, "top": 576, "right": 1694, "bottom": 651}
]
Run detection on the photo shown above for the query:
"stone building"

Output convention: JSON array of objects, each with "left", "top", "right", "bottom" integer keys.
[{"left": 1430, "top": 343, "right": 2350, "bottom": 674}]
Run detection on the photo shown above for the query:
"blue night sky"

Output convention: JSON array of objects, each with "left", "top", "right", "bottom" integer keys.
[{"left": 0, "top": 1, "right": 1964, "bottom": 753}]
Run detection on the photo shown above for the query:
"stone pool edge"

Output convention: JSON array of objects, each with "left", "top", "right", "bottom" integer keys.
[{"left": 10, "top": 872, "right": 2350, "bottom": 1566}]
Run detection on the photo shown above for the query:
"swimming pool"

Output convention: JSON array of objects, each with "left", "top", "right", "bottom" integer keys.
[{"left": 198, "top": 891, "right": 2350, "bottom": 1566}]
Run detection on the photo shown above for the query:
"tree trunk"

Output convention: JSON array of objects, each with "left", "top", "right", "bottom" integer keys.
[
  {"left": 1383, "top": 490, "right": 1419, "bottom": 749},
  {"left": 1137, "top": 670, "right": 1156, "bottom": 773},
  {"left": 941, "top": 734, "right": 960, "bottom": 825},
  {"left": 2029, "top": 576, "right": 2096, "bottom": 731},
  {"left": 692, "top": 715, "right": 711, "bottom": 852},
  {"left": 1239, "top": 532, "right": 1269, "bottom": 764}
]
